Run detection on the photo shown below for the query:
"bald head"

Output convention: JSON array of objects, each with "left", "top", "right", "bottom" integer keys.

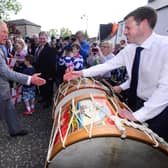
[{"left": 0, "top": 21, "right": 8, "bottom": 44}]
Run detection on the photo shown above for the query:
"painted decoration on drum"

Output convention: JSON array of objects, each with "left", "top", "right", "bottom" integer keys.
[
  {"left": 78, "top": 97, "right": 115, "bottom": 126},
  {"left": 54, "top": 96, "right": 116, "bottom": 145},
  {"left": 45, "top": 78, "right": 168, "bottom": 168}
]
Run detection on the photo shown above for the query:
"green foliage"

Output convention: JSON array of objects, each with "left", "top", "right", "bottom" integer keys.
[
  {"left": 0, "top": 0, "right": 22, "bottom": 20},
  {"left": 48, "top": 28, "right": 59, "bottom": 37},
  {"left": 84, "top": 29, "right": 89, "bottom": 39},
  {"left": 60, "top": 27, "right": 72, "bottom": 37}
]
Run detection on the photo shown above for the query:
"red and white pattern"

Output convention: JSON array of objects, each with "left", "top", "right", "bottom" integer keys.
[
  {"left": 11, "top": 84, "right": 22, "bottom": 105},
  {"left": 7, "top": 57, "right": 16, "bottom": 69}
]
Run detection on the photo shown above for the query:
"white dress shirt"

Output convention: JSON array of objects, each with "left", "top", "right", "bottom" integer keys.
[{"left": 83, "top": 32, "right": 168, "bottom": 122}]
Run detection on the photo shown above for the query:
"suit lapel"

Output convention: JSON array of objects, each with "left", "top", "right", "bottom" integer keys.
[{"left": 0, "top": 47, "right": 8, "bottom": 64}]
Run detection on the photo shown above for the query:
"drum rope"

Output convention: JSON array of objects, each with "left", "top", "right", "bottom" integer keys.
[
  {"left": 47, "top": 106, "right": 63, "bottom": 162},
  {"left": 77, "top": 78, "right": 82, "bottom": 89},
  {"left": 73, "top": 110, "right": 89, "bottom": 133},
  {"left": 94, "top": 94, "right": 168, "bottom": 148},
  {"left": 89, "top": 94, "right": 97, "bottom": 138},
  {"left": 62, "top": 99, "right": 76, "bottom": 148},
  {"left": 108, "top": 115, "right": 168, "bottom": 150},
  {"left": 108, "top": 97, "right": 168, "bottom": 149},
  {"left": 52, "top": 78, "right": 168, "bottom": 154},
  {"left": 58, "top": 106, "right": 65, "bottom": 147}
]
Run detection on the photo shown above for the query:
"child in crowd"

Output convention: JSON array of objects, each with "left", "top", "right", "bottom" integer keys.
[
  {"left": 62, "top": 45, "right": 74, "bottom": 72},
  {"left": 71, "top": 43, "right": 84, "bottom": 71},
  {"left": 22, "top": 55, "right": 36, "bottom": 115},
  {"left": 14, "top": 38, "right": 27, "bottom": 73},
  {"left": 59, "top": 44, "right": 84, "bottom": 73}
]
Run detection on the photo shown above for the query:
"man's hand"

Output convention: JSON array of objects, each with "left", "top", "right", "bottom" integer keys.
[
  {"left": 64, "top": 71, "right": 83, "bottom": 81},
  {"left": 31, "top": 73, "right": 46, "bottom": 86},
  {"left": 118, "top": 108, "right": 137, "bottom": 122},
  {"left": 112, "top": 86, "right": 122, "bottom": 94}
]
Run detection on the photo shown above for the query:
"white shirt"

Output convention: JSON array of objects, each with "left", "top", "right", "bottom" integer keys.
[
  {"left": 102, "top": 53, "right": 114, "bottom": 78},
  {"left": 83, "top": 32, "right": 168, "bottom": 122}
]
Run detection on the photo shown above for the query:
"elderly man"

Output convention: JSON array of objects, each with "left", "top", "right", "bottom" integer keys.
[{"left": 0, "top": 21, "right": 46, "bottom": 137}]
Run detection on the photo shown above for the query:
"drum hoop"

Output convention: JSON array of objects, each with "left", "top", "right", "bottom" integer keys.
[{"left": 49, "top": 125, "right": 168, "bottom": 162}]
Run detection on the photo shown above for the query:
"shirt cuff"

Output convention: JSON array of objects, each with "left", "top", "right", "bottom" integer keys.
[
  {"left": 132, "top": 107, "right": 147, "bottom": 123},
  {"left": 82, "top": 69, "right": 89, "bottom": 77},
  {"left": 27, "top": 76, "right": 31, "bottom": 85},
  {"left": 120, "top": 80, "right": 130, "bottom": 90}
]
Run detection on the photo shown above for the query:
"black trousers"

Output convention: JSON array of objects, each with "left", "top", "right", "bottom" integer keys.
[
  {"left": 147, "top": 106, "right": 168, "bottom": 142},
  {"left": 125, "top": 95, "right": 168, "bottom": 142},
  {"left": 39, "top": 79, "right": 54, "bottom": 104}
]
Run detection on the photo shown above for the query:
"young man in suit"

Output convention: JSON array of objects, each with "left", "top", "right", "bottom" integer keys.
[{"left": 0, "top": 21, "right": 46, "bottom": 137}]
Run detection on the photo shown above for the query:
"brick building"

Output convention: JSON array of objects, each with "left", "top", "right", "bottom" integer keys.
[{"left": 7, "top": 19, "right": 41, "bottom": 38}]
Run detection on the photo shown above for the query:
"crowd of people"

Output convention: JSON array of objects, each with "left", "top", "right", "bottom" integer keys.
[
  {"left": 0, "top": 21, "right": 127, "bottom": 137},
  {"left": 0, "top": 6, "right": 167, "bottom": 143},
  {"left": 2, "top": 28, "right": 128, "bottom": 112}
]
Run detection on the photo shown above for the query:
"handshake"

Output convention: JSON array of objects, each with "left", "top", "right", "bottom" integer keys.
[
  {"left": 30, "top": 73, "right": 46, "bottom": 86},
  {"left": 63, "top": 71, "right": 83, "bottom": 81}
]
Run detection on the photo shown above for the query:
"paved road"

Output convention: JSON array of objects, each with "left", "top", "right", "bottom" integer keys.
[{"left": 0, "top": 102, "right": 53, "bottom": 168}]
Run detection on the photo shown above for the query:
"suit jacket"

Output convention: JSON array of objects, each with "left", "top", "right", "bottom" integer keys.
[
  {"left": 36, "top": 43, "right": 56, "bottom": 80},
  {"left": 0, "top": 47, "right": 29, "bottom": 100}
]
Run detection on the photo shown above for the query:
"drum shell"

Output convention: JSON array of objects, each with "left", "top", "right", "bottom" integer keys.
[
  {"left": 47, "top": 136, "right": 168, "bottom": 168},
  {"left": 46, "top": 79, "right": 168, "bottom": 168}
]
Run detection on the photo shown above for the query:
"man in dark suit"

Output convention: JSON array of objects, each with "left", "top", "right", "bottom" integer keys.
[
  {"left": 35, "top": 31, "right": 56, "bottom": 108},
  {"left": 0, "top": 21, "right": 46, "bottom": 137}
]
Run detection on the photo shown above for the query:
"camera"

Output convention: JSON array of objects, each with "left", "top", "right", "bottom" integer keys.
[{"left": 92, "top": 47, "right": 98, "bottom": 53}]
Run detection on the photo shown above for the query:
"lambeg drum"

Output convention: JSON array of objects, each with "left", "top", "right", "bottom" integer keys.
[{"left": 45, "top": 78, "right": 168, "bottom": 168}]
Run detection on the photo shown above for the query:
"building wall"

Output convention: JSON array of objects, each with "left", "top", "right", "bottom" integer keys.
[
  {"left": 148, "top": 0, "right": 168, "bottom": 36},
  {"left": 115, "top": 21, "right": 126, "bottom": 44},
  {"left": 16, "top": 25, "right": 41, "bottom": 38},
  {"left": 16, "top": 25, "right": 26, "bottom": 37},
  {"left": 148, "top": 0, "right": 168, "bottom": 9},
  {"left": 25, "top": 25, "right": 41, "bottom": 37},
  {"left": 154, "top": 7, "right": 168, "bottom": 36}
]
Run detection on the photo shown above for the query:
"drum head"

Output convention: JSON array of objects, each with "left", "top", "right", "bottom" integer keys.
[{"left": 48, "top": 137, "right": 168, "bottom": 168}]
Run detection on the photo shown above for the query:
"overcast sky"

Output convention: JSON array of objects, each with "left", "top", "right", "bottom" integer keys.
[{"left": 10, "top": 0, "right": 148, "bottom": 37}]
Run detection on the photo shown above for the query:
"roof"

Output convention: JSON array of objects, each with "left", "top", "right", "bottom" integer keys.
[
  {"left": 7, "top": 19, "right": 41, "bottom": 27},
  {"left": 148, "top": 0, "right": 168, "bottom": 10}
]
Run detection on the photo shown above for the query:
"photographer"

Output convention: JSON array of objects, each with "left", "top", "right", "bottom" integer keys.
[{"left": 87, "top": 42, "right": 104, "bottom": 67}]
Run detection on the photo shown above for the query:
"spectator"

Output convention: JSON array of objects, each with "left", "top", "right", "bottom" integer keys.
[
  {"left": 75, "top": 31, "right": 90, "bottom": 66},
  {"left": 22, "top": 55, "right": 36, "bottom": 115},
  {"left": 71, "top": 43, "right": 84, "bottom": 71},
  {"left": 14, "top": 38, "right": 27, "bottom": 73},
  {"left": 87, "top": 42, "right": 104, "bottom": 67},
  {"left": 36, "top": 31, "right": 56, "bottom": 108}
]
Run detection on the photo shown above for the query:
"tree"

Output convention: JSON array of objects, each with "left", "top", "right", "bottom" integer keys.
[
  {"left": 0, "top": 0, "right": 22, "bottom": 20},
  {"left": 48, "top": 28, "right": 59, "bottom": 38},
  {"left": 84, "top": 29, "right": 89, "bottom": 39},
  {"left": 60, "top": 27, "right": 72, "bottom": 38}
]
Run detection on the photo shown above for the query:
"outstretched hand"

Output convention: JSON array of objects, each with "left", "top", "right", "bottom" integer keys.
[
  {"left": 63, "top": 71, "right": 83, "bottom": 81},
  {"left": 112, "top": 86, "right": 122, "bottom": 94},
  {"left": 118, "top": 108, "right": 137, "bottom": 122},
  {"left": 31, "top": 73, "right": 46, "bottom": 86}
]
